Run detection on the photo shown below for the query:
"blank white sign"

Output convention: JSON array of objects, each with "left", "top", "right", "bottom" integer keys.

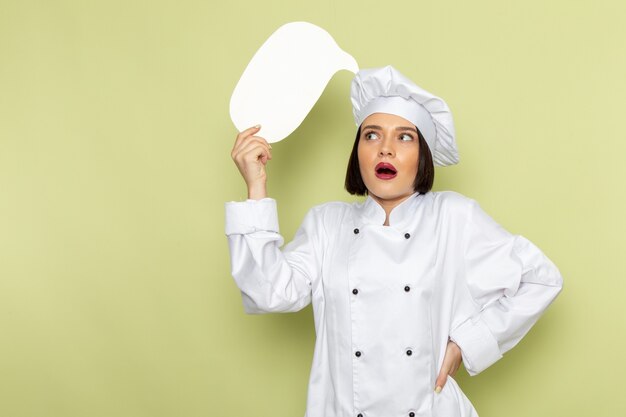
[{"left": 229, "top": 21, "right": 359, "bottom": 143}]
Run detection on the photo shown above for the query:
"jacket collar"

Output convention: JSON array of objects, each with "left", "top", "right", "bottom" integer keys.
[{"left": 357, "top": 191, "right": 423, "bottom": 229}]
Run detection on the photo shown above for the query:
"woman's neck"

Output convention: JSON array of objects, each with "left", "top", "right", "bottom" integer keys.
[{"left": 368, "top": 192, "right": 414, "bottom": 226}]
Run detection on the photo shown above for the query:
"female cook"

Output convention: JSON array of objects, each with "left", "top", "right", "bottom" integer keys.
[{"left": 225, "top": 65, "right": 563, "bottom": 417}]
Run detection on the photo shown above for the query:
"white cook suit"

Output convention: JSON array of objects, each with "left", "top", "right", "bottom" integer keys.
[{"left": 224, "top": 190, "right": 563, "bottom": 417}]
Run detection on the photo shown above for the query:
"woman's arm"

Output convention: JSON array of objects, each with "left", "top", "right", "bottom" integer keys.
[
  {"left": 225, "top": 199, "right": 322, "bottom": 314},
  {"left": 225, "top": 125, "right": 322, "bottom": 313},
  {"left": 449, "top": 199, "right": 563, "bottom": 376}
]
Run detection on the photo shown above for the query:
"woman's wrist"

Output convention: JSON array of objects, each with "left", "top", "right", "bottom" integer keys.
[{"left": 247, "top": 182, "right": 267, "bottom": 200}]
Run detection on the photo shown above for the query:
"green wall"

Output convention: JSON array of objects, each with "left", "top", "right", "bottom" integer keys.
[{"left": 1, "top": 0, "right": 624, "bottom": 416}]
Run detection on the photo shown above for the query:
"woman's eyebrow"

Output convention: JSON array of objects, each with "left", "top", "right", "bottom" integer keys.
[
  {"left": 362, "top": 125, "right": 418, "bottom": 134},
  {"left": 396, "top": 126, "right": 418, "bottom": 134}
]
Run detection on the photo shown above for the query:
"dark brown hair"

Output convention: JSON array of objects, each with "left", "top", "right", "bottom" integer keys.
[{"left": 344, "top": 125, "right": 435, "bottom": 195}]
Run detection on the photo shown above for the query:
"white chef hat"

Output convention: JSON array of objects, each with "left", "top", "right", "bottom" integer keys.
[{"left": 351, "top": 65, "right": 459, "bottom": 166}]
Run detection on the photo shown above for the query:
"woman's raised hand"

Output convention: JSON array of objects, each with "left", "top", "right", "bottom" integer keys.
[{"left": 230, "top": 125, "right": 272, "bottom": 200}]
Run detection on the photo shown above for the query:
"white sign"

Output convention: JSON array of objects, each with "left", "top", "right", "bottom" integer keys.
[{"left": 230, "top": 21, "right": 359, "bottom": 143}]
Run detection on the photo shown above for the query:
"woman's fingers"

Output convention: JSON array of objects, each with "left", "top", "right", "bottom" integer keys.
[
  {"left": 231, "top": 132, "right": 273, "bottom": 187},
  {"left": 434, "top": 373, "right": 448, "bottom": 394},
  {"left": 232, "top": 130, "right": 272, "bottom": 160},
  {"left": 234, "top": 124, "right": 261, "bottom": 149},
  {"left": 240, "top": 142, "right": 271, "bottom": 166},
  {"left": 435, "top": 339, "right": 463, "bottom": 393},
  {"left": 233, "top": 125, "right": 272, "bottom": 155},
  {"left": 233, "top": 136, "right": 272, "bottom": 163}
]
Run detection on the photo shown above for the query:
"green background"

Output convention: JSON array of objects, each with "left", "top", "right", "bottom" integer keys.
[{"left": 1, "top": 0, "right": 624, "bottom": 416}]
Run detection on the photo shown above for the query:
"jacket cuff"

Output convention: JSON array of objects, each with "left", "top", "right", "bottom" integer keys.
[
  {"left": 449, "top": 315, "right": 503, "bottom": 376},
  {"left": 224, "top": 198, "right": 280, "bottom": 235}
]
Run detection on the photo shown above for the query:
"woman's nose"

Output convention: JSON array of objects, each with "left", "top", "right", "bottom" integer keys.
[{"left": 379, "top": 139, "right": 394, "bottom": 156}]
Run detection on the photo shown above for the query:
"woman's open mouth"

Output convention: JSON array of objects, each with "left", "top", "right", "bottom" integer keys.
[{"left": 375, "top": 162, "right": 397, "bottom": 180}]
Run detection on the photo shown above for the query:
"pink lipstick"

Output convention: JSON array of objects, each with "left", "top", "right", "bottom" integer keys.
[{"left": 375, "top": 162, "right": 397, "bottom": 180}]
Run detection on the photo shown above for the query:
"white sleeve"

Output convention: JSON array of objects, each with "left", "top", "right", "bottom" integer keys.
[
  {"left": 224, "top": 198, "right": 323, "bottom": 314},
  {"left": 449, "top": 199, "right": 563, "bottom": 376}
]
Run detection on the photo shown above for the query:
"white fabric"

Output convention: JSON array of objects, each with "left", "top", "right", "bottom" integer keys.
[
  {"left": 351, "top": 66, "right": 459, "bottom": 167},
  {"left": 359, "top": 97, "right": 435, "bottom": 150},
  {"left": 224, "top": 191, "right": 563, "bottom": 417}
]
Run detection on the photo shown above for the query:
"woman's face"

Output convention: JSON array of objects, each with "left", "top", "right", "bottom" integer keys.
[{"left": 357, "top": 112, "right": 420, "bottom": 204}]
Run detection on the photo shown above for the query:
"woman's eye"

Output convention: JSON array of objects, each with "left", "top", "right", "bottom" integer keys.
[
  {"left": 365, "top": 132, "right": 378, "bottom": 140},
  {"left": 400, "top": 133, "right": 414, "bottom": 141}
]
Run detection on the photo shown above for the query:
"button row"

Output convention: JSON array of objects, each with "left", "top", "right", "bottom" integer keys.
[
  {"left": 352, "top": 228, "right": 411, "bottom": 239},
  {"left": 352, "top": 286, "right": 411, "bottom": 294},
  {"left": 356, "top": 412, "right": 415, "bottom": 417},
  {"left": 354, "top": 349, "right": 414, "bottom": 357}
]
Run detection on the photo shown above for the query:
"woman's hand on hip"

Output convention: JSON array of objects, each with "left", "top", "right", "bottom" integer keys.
[
  {"left": 435, "top": 339, "right": 463, "bottom": 393},
  {"left": 230, "top": 125, "right": 272, "bottom": 200}
]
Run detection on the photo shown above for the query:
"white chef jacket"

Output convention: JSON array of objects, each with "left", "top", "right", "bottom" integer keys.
[{"left": 224, "top": 190, "right": 563, "bottom": 417}]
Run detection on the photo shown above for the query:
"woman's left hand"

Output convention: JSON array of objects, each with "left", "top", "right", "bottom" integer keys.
[{"left": 435, "top": 339, "right": 463, "bottom": 393}]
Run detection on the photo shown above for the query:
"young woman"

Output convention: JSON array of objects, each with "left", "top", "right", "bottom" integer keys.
[{"left": 225, "top": 65, "right": 563, "bottom": 417}]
